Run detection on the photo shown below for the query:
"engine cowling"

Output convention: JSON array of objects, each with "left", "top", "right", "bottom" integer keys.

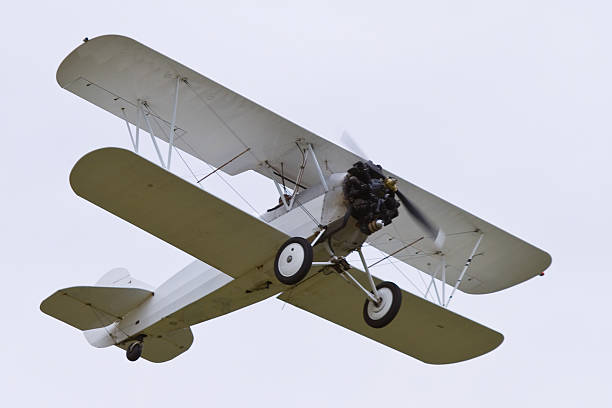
[{"left": 343, "top": 161, "right": 400, "bottom": 234}]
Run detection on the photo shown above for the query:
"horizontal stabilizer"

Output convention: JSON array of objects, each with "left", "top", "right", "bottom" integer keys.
[
  {"left": 279, "top": 272, "right": 503, "bottom": 364},
  {"left": 40, "top": 286, "right": 153, "bottom": 330}
]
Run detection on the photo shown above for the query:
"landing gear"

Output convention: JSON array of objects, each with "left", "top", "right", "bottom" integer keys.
[
  {"left": 274, "top": 237, "right": 313, "bottom": 285},
  {"left": 363, "top": 281, "right": 402, "bottom": 328},
  {"left": 274, "top": 235, "right": 403, "bottom": 328},
  {"left": 309, "top": 243, "right": 403, "bottom": 329},
  {"left": 126, "top": 341, "right": 143, "bottom": 361}
]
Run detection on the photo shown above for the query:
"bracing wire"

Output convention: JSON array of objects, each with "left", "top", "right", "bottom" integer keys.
[
  {"left": 177, "top": 140, "right": 261, "bottom": 216},
  {"left": 140, "top": 103, "right": 261, "bottom": 216},
  {"left": 204, "top": 162, "right": 261, "bottom": 215},
  {"left": 294, "top": 196, "right": 320, "bottom": 227}
]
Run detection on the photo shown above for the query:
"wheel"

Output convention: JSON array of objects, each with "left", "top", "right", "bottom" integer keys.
[
  {"left": 363, "top": 281, "right": 402, "bottom": 328},
  {"left": 274, "top": 237, "right": 313, "bottom": 285},
  {"left": 126, "top": 341, "right": 143, "bottom": 361}
]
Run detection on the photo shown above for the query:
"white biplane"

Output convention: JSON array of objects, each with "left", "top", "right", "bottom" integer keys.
[{"left": 41, "top": 35, "right": 551, "bottom": 364}]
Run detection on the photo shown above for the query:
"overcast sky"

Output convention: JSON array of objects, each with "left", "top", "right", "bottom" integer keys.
[{"left": 2, "top": 1, "right": 611, "bottom": 406}]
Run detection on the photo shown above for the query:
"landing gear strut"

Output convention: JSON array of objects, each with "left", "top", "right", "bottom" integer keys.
[
  {"left": 273, "top": 234, "right": 402, "bottom": 329},
  {"left": 321, "top": 246, "right": 402, "bottom": 328}
]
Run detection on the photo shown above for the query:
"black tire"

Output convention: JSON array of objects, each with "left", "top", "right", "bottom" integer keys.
[
  {"left": 363, "top": 281, "right": 402, "bottom": 328},
  {"left": 126, "top": 342, "right": 143, "bottom": 361},
  {"left": 274, "top": 237, "right": 313, "bottom": 285}
]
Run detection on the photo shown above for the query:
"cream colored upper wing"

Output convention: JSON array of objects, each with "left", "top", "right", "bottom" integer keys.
[
  {"left": 365, "top": 169, "right": 551, "bottom": 294},
  {"left": 58, "top": 35, "right": 550, "bottom": 294},
  {"left": 56, "top": 34, "right": 361, "bottom": 187}
]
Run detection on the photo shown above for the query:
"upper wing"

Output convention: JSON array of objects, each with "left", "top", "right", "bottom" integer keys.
[
  {"left": 58, "top": 35, "right": 550, "bottom": 294},
  {"left": 279, "top": 270, "right": 503, "bottom": 364},
  {"left": 70, "top": 147, "right": 289, "bottom": 281},
  {"left": 57, "top": 34, "right": 362, "bottom": 187},
  {"left": 365, "top": 168, "right": 551, "bottom": 294}
]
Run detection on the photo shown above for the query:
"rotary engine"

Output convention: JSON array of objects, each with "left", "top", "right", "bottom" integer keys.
[{"left": 343, "top": 161, "right": 400, "bottom": 234}]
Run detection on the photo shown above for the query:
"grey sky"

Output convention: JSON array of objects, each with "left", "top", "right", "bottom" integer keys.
[{"left": 2, "top": 1, "right": 610, "bottom": 406}]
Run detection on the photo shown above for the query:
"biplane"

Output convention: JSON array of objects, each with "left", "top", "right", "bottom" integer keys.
[{"left": 40, "top": 35, "right": 551, "bottom": 364}]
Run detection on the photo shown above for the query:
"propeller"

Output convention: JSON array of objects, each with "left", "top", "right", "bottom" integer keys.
[
  {"left": 341, "top": 131, "right": 446, "bottom": 249},
  {"left": 394, "top": 189, "right": 445, "bottom": 249},
  {"left": 341, "top": 131, "right": 369, "bottom": 161}
]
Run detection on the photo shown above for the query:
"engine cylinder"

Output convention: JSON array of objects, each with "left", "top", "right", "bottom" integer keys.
[{"left": 343, "top": 161, "right": 400, "bottom": 235}]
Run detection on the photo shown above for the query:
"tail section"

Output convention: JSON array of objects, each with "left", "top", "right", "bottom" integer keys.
[
  {"left": 95, "top": 267, "right": 154, "bottom": 291},
  {"left": 41, "top": 267, "right": 195, "bottom": 363},
  {"left": 40, "top": 284, "right": 153, "bottom": 331},
  {"left": 115, "top": 327, "right": 194, "bottom": 363}
]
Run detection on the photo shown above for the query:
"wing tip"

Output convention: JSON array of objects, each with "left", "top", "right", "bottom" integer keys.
[
  {"left": 462, "top": 245, "right": 553, "bottom": 295},
  {"left": 541, "top": 249, "right": 553, "bottom": 272},
  {"left": 69, "top": 147, "right": 132, "bottom": 197},
  {"left": 420, "top": 330, "right": 504, "bottom": 365},
  {"left": 39, "top": 292, "right": 54, "bottom": 315},
  {"left": 56, "top": 34, "right": 138, "bottom": 88}
]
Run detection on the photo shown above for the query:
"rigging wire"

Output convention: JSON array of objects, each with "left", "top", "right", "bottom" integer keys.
[
  {"left": 352, "top": 245, "right": 427, "bottom": 297},
  {"left": 377, "top": 248, "right": 427, "bottom": 297},
  {"left": 178, "top": 140, "right": 261, "bottom": 216},
  {"left": 196, "top": 148, "right": 251, "bottom": 183},
  {"left": 361, "top": 238, "right": 432, "bottom": 298},
  {"left": 140, "top": 103, "right": 262, "bottom": 216},
  {"left": 173, "top": 146, "right": 201, "bottom": 186},
  {"left": 294, "top": 196, "right": 321, "bottom": 227},
  {"left": 204, "top": 162, "right": 261, "bottom": 215},
  {"left": 182, "top": 79, "right": 261, "bottom": 167}
]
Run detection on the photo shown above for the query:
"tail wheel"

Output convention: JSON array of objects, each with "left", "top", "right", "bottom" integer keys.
[
  {"left": 363, "top": 281, "right": 402, "bottom": 328},
  {"left": 274, "top": 237, "right": 313, "bottom": 285},
  {"left": 126, "top": 341, "right": 143, "bottom": 361}
]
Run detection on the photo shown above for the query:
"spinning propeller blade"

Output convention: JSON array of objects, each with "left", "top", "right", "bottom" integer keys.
[
  {"left": 395, "top": 190, "right": 445, "bottom": 249},
  {"left": 341, "top": 130, "right": 369, "bottom": 160},
  {"left": 341, "top": 132, "right": 446, "bottom": 249}
]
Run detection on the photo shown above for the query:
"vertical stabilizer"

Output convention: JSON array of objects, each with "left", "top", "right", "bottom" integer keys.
[{"left": 95, "top": 267, "right": 154, "bottom": 291}]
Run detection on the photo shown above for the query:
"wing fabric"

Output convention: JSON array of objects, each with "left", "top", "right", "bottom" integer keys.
[
  {"left": 279, "top": 271, "right": 503, "bottom": 364},
  {"left": 365, "top": 200, "right": 551, "bottom": 294},
  {"left": 69, "top": 148, "right": 503, "bottom": 364},
  {"left": 56, "top": 34, "right": 360, "bottom": 187},
  {"left": 69, "top": 147, "right": 289, "bottom": 281}
]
